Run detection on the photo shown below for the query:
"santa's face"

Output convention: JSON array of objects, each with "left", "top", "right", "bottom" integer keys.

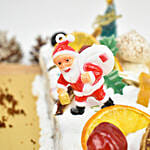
[
  {"left": 54, "top": 53, "right": 80, "bottom": 83},
  {"left": 53, "top": 54, "right": 74, "bottom": 72}
]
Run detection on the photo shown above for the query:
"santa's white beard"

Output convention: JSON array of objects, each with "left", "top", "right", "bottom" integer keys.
[{"left": 61, "top": 57, "right": 80, "bottom": 83}]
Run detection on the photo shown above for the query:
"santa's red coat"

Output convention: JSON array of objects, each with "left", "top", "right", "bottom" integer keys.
[{"left": 57, "top": 62, "right": 106, "bottom": 102}]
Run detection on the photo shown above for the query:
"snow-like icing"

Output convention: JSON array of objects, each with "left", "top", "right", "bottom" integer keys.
[
  {"left": 32, "top": 75, "right": 54, "bottom": 150},
  {"left": 127, "top": 128, "right": 146, "bottom": 150}
]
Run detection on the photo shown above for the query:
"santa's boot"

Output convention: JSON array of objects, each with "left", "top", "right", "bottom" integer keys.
[
  {"left": 101, "top": 98, "right": 114, "bottom": 109},
  {"left": 71, "top": 106, "right": 85, "bottom": 115}
]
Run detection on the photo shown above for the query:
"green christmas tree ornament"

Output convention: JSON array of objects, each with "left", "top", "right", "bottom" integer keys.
[
  {"left": 92, "top": 0, "right": 122, "bottom": 38},
  {"left": 101, "top": 2, "right": 117, "bottom": 37}
]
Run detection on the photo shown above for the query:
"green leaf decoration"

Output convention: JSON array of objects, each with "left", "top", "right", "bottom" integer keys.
[
  {"left": 100, "top": 35, "right": 118, "bottom": 56},
  {"left": 104, "top": 70, "right": 126, "bottom": 95}
]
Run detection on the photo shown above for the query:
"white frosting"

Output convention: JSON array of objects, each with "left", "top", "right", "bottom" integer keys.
[
  {"left": 32, "top": 75, "right": 55, "bottom": 150},
  {"left": 127, "top": 128, "right": 146, "bottom": 150}
]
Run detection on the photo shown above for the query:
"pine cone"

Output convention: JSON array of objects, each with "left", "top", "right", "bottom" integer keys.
[
  {"left": 0, "top": 31, "right": 22, "bottom": 63},
  {"left": 30, "top": 36, "right": 48, "bottom": 63}
]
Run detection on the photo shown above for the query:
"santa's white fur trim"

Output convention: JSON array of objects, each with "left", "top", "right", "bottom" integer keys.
[
  {"left": 67, "top": 34, "right": 75, "bottom": 42},
  {"left": 75, "top": 101, "right": 86, "bottom": 107},
  {"left": 88, "top": 71, "right": 95, "bottom": 84},
  {"left": 57, "top": 83, "right": 67, "bottom": 91},
  {"left": 53, "top": 50, "right": 79, "bottom": 59}
]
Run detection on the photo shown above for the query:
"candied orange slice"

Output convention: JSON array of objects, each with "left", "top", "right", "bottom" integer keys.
[
  {"left": 81, "top": 105, "right": 150, "bottom": 150},
  {"left": 68, "top": 32, "right": 99, "bottom": 52},
  {"left": 114, "top": 57, "right": 123, "bottom": 72},
  {"left": 137, "top": 72, "right": 150, "bottom": 107}
]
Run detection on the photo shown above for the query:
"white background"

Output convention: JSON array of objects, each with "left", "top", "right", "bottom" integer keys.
[{"left": 0, "top": 0, "right": 150, "bottom": 60}]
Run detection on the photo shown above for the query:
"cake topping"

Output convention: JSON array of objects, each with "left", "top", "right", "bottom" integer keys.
[
  {"left": 92, "top": 0, "right": 122, "bottom": 38},
  {"left": 53, "top": 34, "right": 115, "bottom": 115},
  {"left": 68, "top": 32, "right": 99, "bottom": 51},
  {"left": 117, "top": 30, "right": 150, "bottom": 65},
  {"left": 55, "top": 86, "right": 74, "bottom": 115},
  {"left": 137, "top": 72, "right": 150, "bottom": 107},
  {"left": 51, "top": 32, "right": 67, "bottom": 46},
  {"left": 87, "top": 122, "right": 127, "bottom": 150},
  {"left": 104, "top": 70, "right": 126, "bottom": 95}
]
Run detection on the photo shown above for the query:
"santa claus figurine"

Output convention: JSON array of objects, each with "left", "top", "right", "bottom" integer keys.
[{"left": 53, "top": 34, "right": 115, "bottom": 115}]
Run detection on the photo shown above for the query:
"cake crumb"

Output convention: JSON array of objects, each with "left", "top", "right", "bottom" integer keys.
[
  {"left": 0, "top": 121, "right": 6, "bottom": 128},
  {"left": 30, "top": 139, "right": 36, "bottom": 144},
  {"left": 2, "top": 116, "right": 7, "bottom": 122},
  {"left": 5, "top": 88, "right": 8, "bottom": 92},
  {"left": 8, "top": 79, "right": 12, "bottom": 83},
  {"left": 9, "top": 124, "right": 13, "bottom": 128}
]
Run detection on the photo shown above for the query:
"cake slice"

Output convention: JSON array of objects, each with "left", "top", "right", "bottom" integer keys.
[{"left": 0, "top": 64, "right": 41, "bottom": 150}]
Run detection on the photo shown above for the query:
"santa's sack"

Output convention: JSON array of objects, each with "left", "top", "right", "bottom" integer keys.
[{"left": 79, "top": 44, "right": 114, "bottom": 75}]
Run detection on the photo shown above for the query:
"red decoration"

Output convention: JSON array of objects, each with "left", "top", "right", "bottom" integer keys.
[
  {"left": 87, "top": 122, "right": 127, "bottom": 150},
  {"left": 99, "top": 53, "right": 108, "bottom": 62}
]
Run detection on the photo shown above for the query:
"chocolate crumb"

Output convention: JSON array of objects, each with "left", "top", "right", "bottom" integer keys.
[
  {"left": 20, "top": 109, "right": 26, "bottom": 116},
  {"left": 21, "top": 95, "right": 24, "bottom": 98},
  {"left": 5, "top": 88, "right": 8, "bottom": 92},
  {"left": 7, "top": 108, "right": 19, "bottom": 116},
  {"left": 5, "top": 94, "right": 13, "bottom": 103},
  {"left": 0, "top": 93, "right": 5, "bottom": 106},
  {"left": 2, "top": 116, "right": 7, "bottom": 122},
  {"left": 0, "top": 88, "right": 26, "bottom": 124},
  {"left": 9, "top": 124, "right": 13, "bottom": 128},
  {"left": 0, "top": 121, "right": 6, "bottom": 128},
  {"left": 30, "top": 139, "right": 36, "bottom": 144},
  {"left": 8, "top": 79, "right": 12, "bottom": 83}
]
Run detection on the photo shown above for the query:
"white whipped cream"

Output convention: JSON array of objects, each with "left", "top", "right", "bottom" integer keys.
[{"left": 32, "top": 75, "right": 54, "bottom": 150}]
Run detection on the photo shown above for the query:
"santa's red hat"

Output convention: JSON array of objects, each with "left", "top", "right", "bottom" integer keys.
[{"left": 52, "top": 34, "right": 78, "bottom": 59}]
